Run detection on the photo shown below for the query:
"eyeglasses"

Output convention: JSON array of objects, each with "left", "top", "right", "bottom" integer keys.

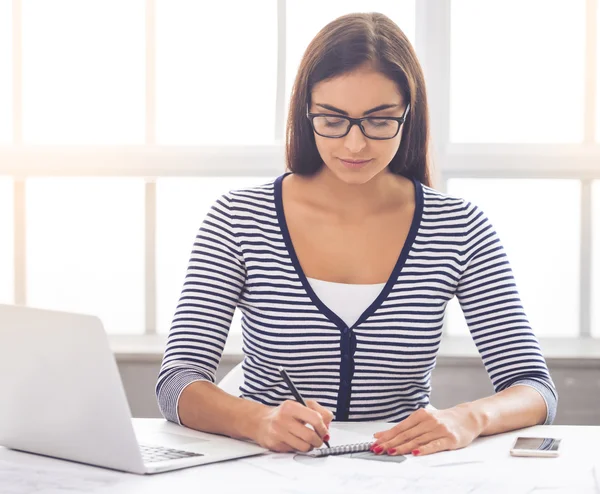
[{"left": 306, "top": 103, "right": 410, "bottom": 140}]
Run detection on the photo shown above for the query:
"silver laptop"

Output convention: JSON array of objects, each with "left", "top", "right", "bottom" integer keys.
[{"left": 0, "top": 304, "right": 266, "bottom": 474}]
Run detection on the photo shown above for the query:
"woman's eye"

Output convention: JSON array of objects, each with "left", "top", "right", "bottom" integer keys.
[
  {"left": 324, "top": 118, "right": 345, "bottom": 127},
  {"left": 366, "top": 119, "right": 392, "bottom": 127}
]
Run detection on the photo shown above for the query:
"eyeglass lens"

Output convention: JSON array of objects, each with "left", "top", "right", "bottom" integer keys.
[{"left": 312, "top": 116, "right": 400, "bottom": 138}]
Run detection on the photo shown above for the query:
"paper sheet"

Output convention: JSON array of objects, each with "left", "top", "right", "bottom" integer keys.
[
  {"left": 242, "top": 428, "right": 600, "bottom": 494},
  {"left": 0, "top": 460, "right": 124, "bottom": 494},
  {"left": 326, "top": 425, "right": 375, "bottom": 445}
]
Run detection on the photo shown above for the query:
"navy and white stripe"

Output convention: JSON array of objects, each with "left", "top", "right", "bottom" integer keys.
[{"left": 156, "top": 173, "right": 557, "bottom": 424}]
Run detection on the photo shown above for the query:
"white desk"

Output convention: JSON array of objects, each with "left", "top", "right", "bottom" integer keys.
[{"left": 1, "top": 419, "right": 599, "bottom": 494}]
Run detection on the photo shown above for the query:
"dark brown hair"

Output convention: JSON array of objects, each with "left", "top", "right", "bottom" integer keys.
[{"left": 286, "top": 12, "right": 432, "bottom": 187}]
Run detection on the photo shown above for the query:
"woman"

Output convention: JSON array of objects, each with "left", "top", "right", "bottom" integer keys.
[{"left": 156, "top": 12, "right": 557, "bottom": 457}]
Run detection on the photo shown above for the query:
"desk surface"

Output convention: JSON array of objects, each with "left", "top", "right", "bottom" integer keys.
[{"left": 1, "top": 419, "right": 599, "bottom": 494}]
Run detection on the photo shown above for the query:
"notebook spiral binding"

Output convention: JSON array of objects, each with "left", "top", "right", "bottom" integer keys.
[{"left": 312, "top": 441, "right": 375, "bottom": 457}]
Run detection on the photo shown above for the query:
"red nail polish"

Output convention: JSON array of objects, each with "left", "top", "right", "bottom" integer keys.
[
  {"left": 412, "top": 449, "right": 420, "bottom": 456},
  {"left": 323, "top": 434, "right": 330, "bottom": 442},
  {"left": 387, "top": 448, "right": 396, "bottom": 455},
  {"left": 374, "top": 446, "right": 384, "bottom": 454}
]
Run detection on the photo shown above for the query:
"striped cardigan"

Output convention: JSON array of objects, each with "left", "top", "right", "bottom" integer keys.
[{"left": 156, "top": 173, "right": 557, "bottom": 424}]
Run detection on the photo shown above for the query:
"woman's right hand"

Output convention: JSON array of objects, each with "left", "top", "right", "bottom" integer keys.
[{"left": 252, "top": 399, "right": 334, "bottom": 453}]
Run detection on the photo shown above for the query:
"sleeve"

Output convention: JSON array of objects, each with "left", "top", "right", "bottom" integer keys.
[
  {"left": 455, "top": 201, "right": 558, "bottom": 424},
  {"left": 155, "top": 193, "right": 246, "bottom": 424}
]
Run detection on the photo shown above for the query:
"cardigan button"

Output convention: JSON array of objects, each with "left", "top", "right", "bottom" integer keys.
[{"left": 342, "top": 327, "right": 349, "bottom": 334}]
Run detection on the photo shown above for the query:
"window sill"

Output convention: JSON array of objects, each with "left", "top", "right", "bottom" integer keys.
[
  {"left": 109, "top": 332, "right": 245, "bottom": 364},
  {"left": 109, "top": 333, "right": 600, "bottom": 367}
]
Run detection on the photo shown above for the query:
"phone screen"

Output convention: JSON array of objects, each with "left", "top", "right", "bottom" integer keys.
[{"left": 513, "top": 437, "right": 561, "bottom": 452}]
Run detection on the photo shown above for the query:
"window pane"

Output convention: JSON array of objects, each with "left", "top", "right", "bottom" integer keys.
[
  {"left": 156, "top": 1, "right": 277, "bottom": 145},
  {"left": 0, "top": 0, "right": 11, "bottom": 143},
  {"left": 597, "top": 0, "right": 600, "bottom": 142},
  {"left": 0, "top": 178, "right": 13, "bottom": 304},
  {"left": 156, "top": 176, "right": 270, "bottom": 333},
  {"left": 22, "top": 0, "right": 145, "bottom": 144},
  {"left": 593, "top": 180, "right": 600, "bottom": 337},
  {"left": 451, "top": 0, "right": 585, "bottom": 143},
  {"left": 446, "top": 179, "right": 580, "bottom": 337},
  {"left": 26, "top": 178, "right": 145, "bottom": 334},
  {"left": 286, "top": 1, "right": 416, "bottom": 131}
]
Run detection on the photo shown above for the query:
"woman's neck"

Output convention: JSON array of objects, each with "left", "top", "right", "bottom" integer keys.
[{"left": 297, "top": 166, "right": 411, "bottom": 220}]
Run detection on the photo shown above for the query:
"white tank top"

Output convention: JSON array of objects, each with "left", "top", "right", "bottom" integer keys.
[{"left": 306, "top": 277, "right": 386, "bottom": 328}]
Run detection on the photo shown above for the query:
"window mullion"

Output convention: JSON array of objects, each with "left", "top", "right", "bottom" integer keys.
[
  {"left": 145, "top": 180, "right": 157, "bottom": 335},
  {"left": 13, "top": 0, "right": 24, "bottom": 305},
  {"left": 14, "top": 180, "right": 25, "bottom": 306},
  {"left": 145, "top": 0, "right": 157, "bottom": 335},
  {"left": 146, "top": 0, "right": 156, "bottom": 146},
  {"left": 275, "top": 0, "right": 286, "bottom": 143},
  {"left": 584, "top": 0, "right": 597, "bottom": 144},
  {"left": 415, "top": 0, "right": 451, "bottom": 188},
  {"left": 580, "top": 179, "right": 593, "bottom": 337}
]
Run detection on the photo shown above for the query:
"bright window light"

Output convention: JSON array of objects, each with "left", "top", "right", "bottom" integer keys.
[
  {"left": 26, "top": 178, "right": 145, "bottom": 334},
  {"left": 451, "top": 0, "right": 585, "bottom": 143},
  {"left": 446, "top": 179, "right": 580, "bottom": 337},
  {"left": 597, "top": 0, "right": 600, "bottom": 142},
  {"left": 0, "top": 0, "right": 11, "bottom": 143},
  {"left": 155, "top": 0, "right": 277, "bottom": 145},
  {"left": 592, "top": 180, "right": 600, "bottom": 337},
  {"left": 22, "top": 0, "right": 145, "bottom": 144},
  {"left": 0, "top": 178, "right": 13, "bottom": 304}
]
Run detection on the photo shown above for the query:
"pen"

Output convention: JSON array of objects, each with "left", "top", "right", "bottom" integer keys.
[{"left": 278, "top": 366, "right": 331, "bottom": 448}]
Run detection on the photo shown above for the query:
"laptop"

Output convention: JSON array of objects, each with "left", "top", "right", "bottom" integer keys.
[{"left": 0, "top": 304, "right": 267, "bottom": 474}]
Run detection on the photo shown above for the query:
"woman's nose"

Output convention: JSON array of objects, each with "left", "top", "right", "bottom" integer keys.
[{"left": 343, "top": 124, "right": 367, "bottom": 153}]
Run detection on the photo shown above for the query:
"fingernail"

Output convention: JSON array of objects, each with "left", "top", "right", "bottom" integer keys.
[
  {"left": 323, "top": 434, "right": 330, "bottom": 442},
  {"left": 373, "top": 446, "right": 384, "bottom": 454},
  {"left": 387, "top": 448, "right": 396, "bottom": 455},
  {"left": 412, "top": 449, "right": 420, "bottom": 456}
]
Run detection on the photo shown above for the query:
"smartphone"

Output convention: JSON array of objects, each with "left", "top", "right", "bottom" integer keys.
[{"left": 510, "top": 437, "right": 561, "bottom": 457}]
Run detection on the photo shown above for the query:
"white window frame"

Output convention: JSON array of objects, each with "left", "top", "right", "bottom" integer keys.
[{"left": 1, "top": 0, "right": 598, "bottom": 337}]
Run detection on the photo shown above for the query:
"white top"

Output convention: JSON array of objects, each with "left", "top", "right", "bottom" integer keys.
[{"left": 306, "top": 277, "right": 386, "bottom": 328}]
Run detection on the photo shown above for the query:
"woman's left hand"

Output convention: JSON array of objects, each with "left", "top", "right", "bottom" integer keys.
[{"left": 371, "top": 405, "right": 484, "bottom": 457}]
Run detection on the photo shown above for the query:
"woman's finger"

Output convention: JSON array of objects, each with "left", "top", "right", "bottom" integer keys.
[
  {"left": 374, "top": 408, "right": 433, "bottom": 443},
  {"left": 281, "top": 400, "right": 329, "bottom": 439},
  {"left": 381, "top": 430, "right": 445, "bottom": 456},
  {"left": 306, "top": 399, "right": 334, "bottom": 426},
  {"left": 410, "top": 437, "right": 453, "bottom": 456},
  {"left": 288, "top": 418, "right": 325, "bottom": 449},
  {"left": 374, "top": 418, "right": 436, "bottom": 452}
]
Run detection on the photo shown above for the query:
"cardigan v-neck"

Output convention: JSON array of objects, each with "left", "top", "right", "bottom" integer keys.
[{"left": 274, "top": 171, "right": 424, "bottom": 333}]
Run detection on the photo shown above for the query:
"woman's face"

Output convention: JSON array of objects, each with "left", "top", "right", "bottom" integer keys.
[{"left": 309, "top": 65, "right": 407, "bottom": 186}]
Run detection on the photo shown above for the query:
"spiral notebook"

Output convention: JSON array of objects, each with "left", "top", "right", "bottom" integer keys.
[
  {"left": 301, "top": 427, "right": 407, "bottom": 462},
  {"left": 305, "top": 441, "right": 375, "bottom": 457}
]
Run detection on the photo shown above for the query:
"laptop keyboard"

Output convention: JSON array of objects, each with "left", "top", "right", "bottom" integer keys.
[{"left": 139, "top": 444, "right": 204, "bottom": 463}]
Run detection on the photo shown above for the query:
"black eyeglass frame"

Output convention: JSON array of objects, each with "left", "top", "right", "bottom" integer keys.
[{"left": 306, "top": 103, "right": 411, "bottom": 140}]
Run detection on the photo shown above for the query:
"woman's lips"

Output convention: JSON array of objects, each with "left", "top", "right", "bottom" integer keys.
[{"left": 339, "top": 158, "right": 372, "bottom": 169}]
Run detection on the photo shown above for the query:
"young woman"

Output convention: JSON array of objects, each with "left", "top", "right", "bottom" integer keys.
[{"left": 156, "top": 12, "right": 557, "bottom": 457}]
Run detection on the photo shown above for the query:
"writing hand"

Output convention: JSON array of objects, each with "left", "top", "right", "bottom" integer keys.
[{"left": 253, "top": 399, "right": 333, "bottom": 453}]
